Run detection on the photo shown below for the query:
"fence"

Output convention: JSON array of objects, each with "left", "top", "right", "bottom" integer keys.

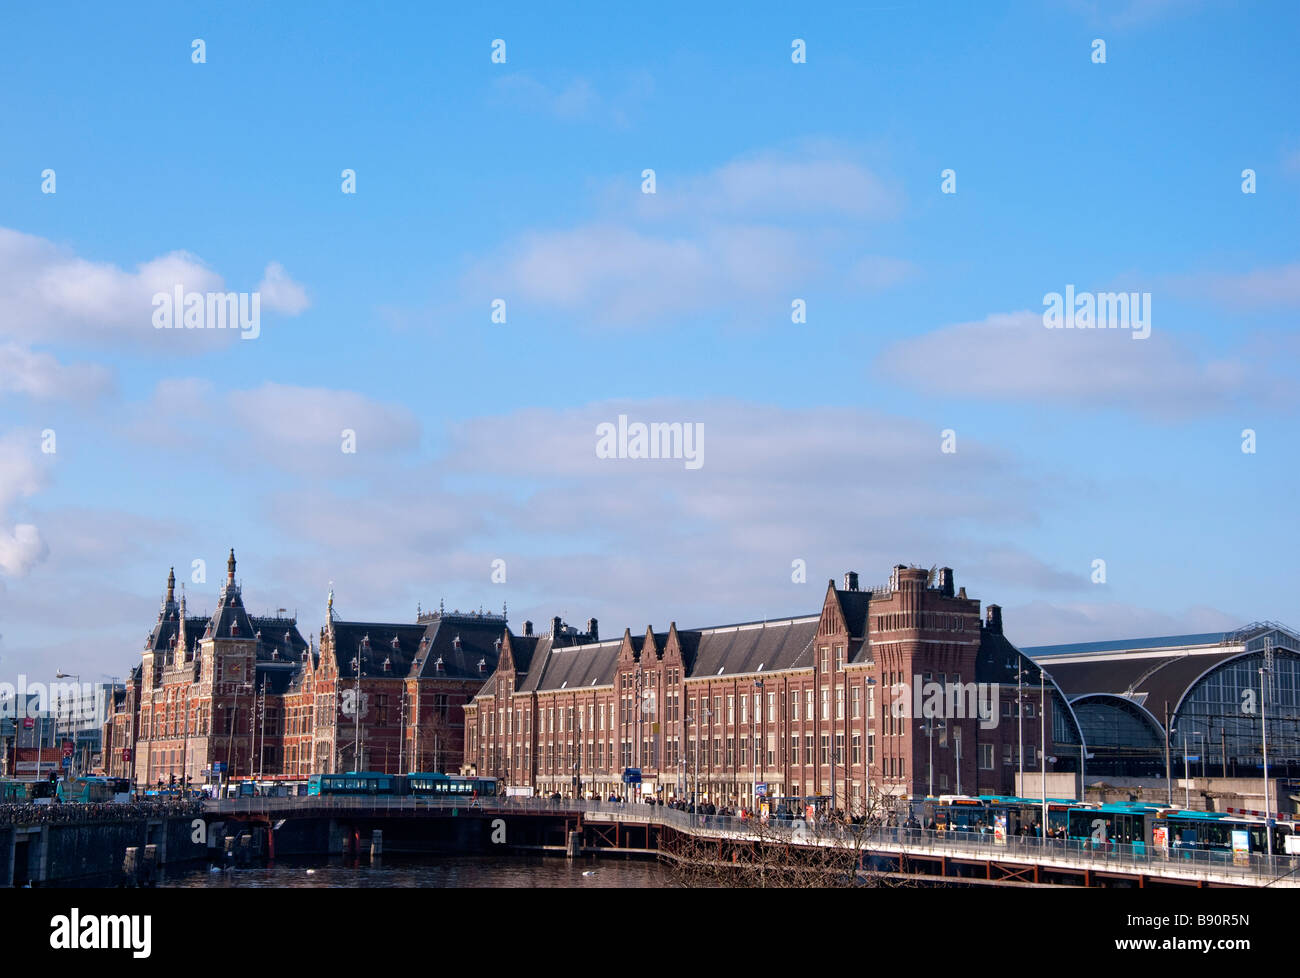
[{"left": 201, "top": 795, "right": 1300, "bottom": 885}]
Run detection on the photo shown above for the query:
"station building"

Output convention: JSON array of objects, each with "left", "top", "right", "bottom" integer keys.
[
  {"left": 465, "top": 566, "right": 1084, "bottom": 812},
  {"left": 1025, "top": 623, "right": 1300, "bottom": 782},
  {"left": 104, "top": 551, "right": 505, "bottom": 788}
]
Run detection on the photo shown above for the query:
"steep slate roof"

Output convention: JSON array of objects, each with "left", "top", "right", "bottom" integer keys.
[
  {"left": 832, "top": 589, "right": 873, "bottom": 640},
  {"left": 330, "top": 621, "right": 429, "bottom": 680},
  {"left": 331, "top": 612, "right": 506, "bottom": 681},
  {"left": 492, "top": 615, "right": 820, "bottom": 701},
  {"left": 204, "top": 585, "right": 256, "bottom": 642},
  {"left": 251, "top": 618, "right": 309, "bottom": 663},
  {"left": 685, "top": 617, "right": 818, "bottom": 677},
  {"left": 976, "top": 627, "right": 1045, "bottom": 686},
  {"left": 410, "top": 613, "right": 506, "bottom": 681}
]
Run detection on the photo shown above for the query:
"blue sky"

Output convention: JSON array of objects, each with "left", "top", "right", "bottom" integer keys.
[{"left": 1, "top": 0, "right": 1297, "bottom": 684}]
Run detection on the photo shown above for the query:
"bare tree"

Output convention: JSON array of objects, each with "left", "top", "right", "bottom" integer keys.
[{"left": 662, "top": 794, "right": 922, "bottom": 888}]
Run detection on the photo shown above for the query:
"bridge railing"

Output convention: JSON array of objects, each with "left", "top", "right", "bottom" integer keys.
[{"left": 201, "top": 796, "right": 1300, "bottom": 884}]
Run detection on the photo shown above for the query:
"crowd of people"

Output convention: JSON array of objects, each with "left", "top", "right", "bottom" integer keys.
[{"left": 0, "top": 798, "right": 204, "bottom": 826}]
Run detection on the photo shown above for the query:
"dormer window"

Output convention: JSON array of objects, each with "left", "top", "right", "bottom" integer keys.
[
  {"left": 391, "top": 635, "right": 400, "bottom": 650},
  {"left": 434, "top": 656, "right": 444, "bottom": 672},
  {"left": 383, "top": 657, "right": 392, "bottom": 673},
  {"left": 453, "top": 635, "right": 462, "bottom": 652},
  {"left": 477, "top": 658, "right": 486, "bottom": 673}
]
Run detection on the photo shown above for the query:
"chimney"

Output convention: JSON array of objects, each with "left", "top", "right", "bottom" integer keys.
[
  {"left": 523, "top": 620, "right": 533, "bottom": 637},
  {"left": 937, "top": 567, "right": 954, "bottom": 597},
  {"left": 844, "top": 571, "right": 859, "bottom": 591},
  {"left": 550, "top": 616, "right": 562, "bottom": 638},
  {"left": 586, "top": 618, "right": 599, "bottom": 641},
  {"left": 985, "top": 604, "right": 1003, "bottom": 635}
]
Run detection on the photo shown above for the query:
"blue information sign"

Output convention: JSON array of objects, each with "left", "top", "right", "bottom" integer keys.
[{"left": 622, "top": 768, "right": 642, "bottom": 784}]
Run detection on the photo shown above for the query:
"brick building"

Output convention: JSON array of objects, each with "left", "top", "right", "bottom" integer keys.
[
  {"left": 105, "top": 551, "right": 505, "bottom": 788},
  {"left": 465, "top": 565, "right": 1083, "bottom": 812}
]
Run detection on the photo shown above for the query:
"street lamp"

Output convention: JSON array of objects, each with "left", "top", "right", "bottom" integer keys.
[
  {"left": 1040, "top": 669, "right": 1051, "bottom": 840},
  {"left": 1017, "top": 662, "right": 1025, "bottom": 794},
  {"left": 225, "top": 680, "right": 254, "bottom": 791},
  {"left": 351, "top": 637, "right": 369, "bottom": 773},
  {"left": 752, "top": 678, "right": 764, "bottom": 813},
  {"left": 921, "top": 718, "right": 945, "bottom": 798},
  {"left": 54, "top": 671, "right": 80, "bottom": 779},
  {"left": 1260, "top": 665, "right": 1273, "bottom": 857}
]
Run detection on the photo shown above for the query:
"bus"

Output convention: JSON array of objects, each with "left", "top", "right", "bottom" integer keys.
[
  {"left": 307, "top": 772, "right": 398, "bottom": 796},
  {"left": 403, "top": 773, "right": 499, "bottom": 798},
  {"left": 56, "top": 776, "right": 124, "bottom": 804}
]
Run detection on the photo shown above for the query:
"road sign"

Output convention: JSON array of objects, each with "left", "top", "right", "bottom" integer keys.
[
  {"left": 622, "top": 768, "right": 642, "bottom": 784},
  {"left": 756, "top": 783, "right": 767, "bottom": 797},
  {"left": 212, "top": 762, "right": 225, "bottom": 773},
  {"left": 21, "top": 717, "right": 34, "bottom": 730},
  {"left": 61, "top": 756, "right": 72, "bottom": 768}
]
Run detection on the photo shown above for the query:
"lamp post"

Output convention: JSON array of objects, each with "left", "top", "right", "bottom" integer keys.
[
  {"left": 351, "top": 637, "right": 369, "bottom": 772},
  {"left": 752, "top": 678, "right": 764, "bottom": 812},
  {"left": 257, "top": 680, "right": 267, "bottom": 781},
  {"left": 1017, "top": 663, "right": 1025, "bottom": 795},
  {"left": 54, "top": 671, "right": 80, "bottom": 779},
  {"left": 1181, "top": 732, "right": 1191, "bottom": 809},
  {"left": 920, "top": 712, "right": 941, "bottom": 795},
  {"left": 1040, "top": 669, "right": 1050, "bottom": 840},
  {"left": 1260, "top": 665, "right": 1273, "bottom": 857},
  {"left": 226, "top": 681, "right": 253, "bottom": 790}
]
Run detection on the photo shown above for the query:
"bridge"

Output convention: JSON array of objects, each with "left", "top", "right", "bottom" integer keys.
[{"left": 204, "top": 795, "right": 1300, "bottom": 888}]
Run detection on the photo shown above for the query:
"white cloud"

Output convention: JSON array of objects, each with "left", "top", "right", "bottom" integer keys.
[
  {"left": 644, "top": 151, "right": 899, "bottom": 222},
  {"left": 0, "top": 431, "right": 50, "bottom": 578},
  {"left": 131, "top": 379, "right": 420, "bottom": 471},
  {"left": 0, "top": 227, "right": 307, "bottom": 350},
  {"left": 1005, "top": 599, "right": 1240, "bottom": 648},
  {"left": 0, "top": 343, "right": 113, "bottom": 401},
  {"left": 876, "top": 310, "right": 1250, "bottom": 417},
  {"left": 473, "top": 224, "right": 824, "bottom": 326},
  {"left": 1201, "top": 261, "right": 1300, "bottom": 308},
  {"left": 257, "top": 261, "right": 311, "bottom": 315}
]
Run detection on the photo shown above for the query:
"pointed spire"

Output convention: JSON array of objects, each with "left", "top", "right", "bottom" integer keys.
[
  {"left": 166, "top": 567, "right": 176, "bottom": 604},
  {"left": 227, "top": 548, "right": 237, "bottom": 585}
]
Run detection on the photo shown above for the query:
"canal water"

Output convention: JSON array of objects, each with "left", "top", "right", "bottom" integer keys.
[{"left": 162, "top": 853, "right": 671, "bottom": 888}]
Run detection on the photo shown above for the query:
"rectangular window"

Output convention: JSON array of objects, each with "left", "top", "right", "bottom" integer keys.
[
  {"left": 790, "top": 735, "right": 799, "bottom": 764},
  {"left": 821, "top": 648, "right": 829, "bottom": 672},
  {"left": 740, "top": 696, "right": 747, "bottom": 725},
  {"left": 821, "top": 688, "right": 829, "bottom": 721},
  {"left": 835, "top": 734, "right": 844, "bottom": 765},
  {"left": 820, "top": 735, "right": 830, "bottom": 765},
  {"left": 1002, "top": 744, "right": 1013, "bottom": 765},
  {"left": 852, "top": 686, "right": 861, "bottom": 719},
  {"left": 979, "top": 744, "right": 994, "bottom": 770},
  {"left": 836, "top": 686, "right": 844, "bottom": 720},
  {"left": 806, "top": 690, "right": 814, "bottom": 720},
  {"left": 836, "top": 647, "right": 845, "bottom": 672},
  {"left": 791, "top": 692, "right": 799, "bottom": 722},
  {"left": 728, "top": 696, "right": 735, "bottom": 724},
  {"left": 805, "top": 734, "right": 814, "bottom": 764},
  {"left": 852, "top": 733, "right": 861, "bottom": 765}
]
